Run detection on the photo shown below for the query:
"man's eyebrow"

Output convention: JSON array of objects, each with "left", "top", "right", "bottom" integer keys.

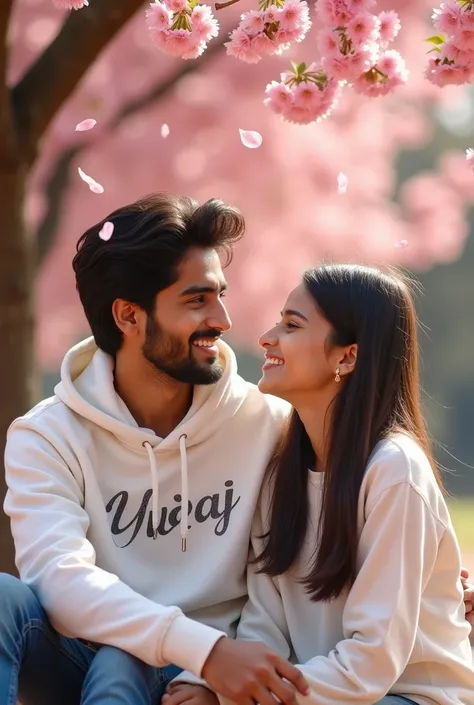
[
  {"left": 281, "top": 308, "right": 309, "bottom": 322},
  {"left": 179, "top": 282, "right": 228, "bottom": 297}
]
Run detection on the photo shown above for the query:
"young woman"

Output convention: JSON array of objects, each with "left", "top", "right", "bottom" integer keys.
[{"left": 166, "top": 264, "right": 474, "bottom": 704}]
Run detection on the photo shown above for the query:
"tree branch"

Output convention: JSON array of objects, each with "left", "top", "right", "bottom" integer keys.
[
  {"left": 37, "top": 36, "right": 225, "bottom": 266},
  {"left": 12, "top": 0, "right": 144, "bottom": 164}
]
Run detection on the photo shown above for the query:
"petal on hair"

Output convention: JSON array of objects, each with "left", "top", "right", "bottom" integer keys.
[
  {"left": 98, "top": 221, "right": 114, "bottom": 241},
  {"left": 337, "top": 172, "right": 348, "bottom": 194},
  {"left": 75, "top": 119, "right": 97, "bottom": 132},
  {"left": 239, "top": 129, "right": 262, "bottom": 149},
  {"left": 161, "top": 123, "right": 170, "bottom": 138}
]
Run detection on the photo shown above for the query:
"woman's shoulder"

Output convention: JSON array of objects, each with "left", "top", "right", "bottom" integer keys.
[{"left": 362, "top": 433, "right": 448, "bottom": 523}]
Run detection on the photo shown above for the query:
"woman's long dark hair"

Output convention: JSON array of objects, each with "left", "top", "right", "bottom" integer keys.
[{"left": 256, "top": 264, "right": 442, "bottom": 602}]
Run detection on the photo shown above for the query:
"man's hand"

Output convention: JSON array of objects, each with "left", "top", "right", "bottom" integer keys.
[
  {"left": 461, "top": 568, "right": 474, "bottom": 643},
  {"left": 201, "top": 637, "right": 309, "bottom": 705},
  {"left": 163, "top": 684, "right": 218, "bottom": 705}
]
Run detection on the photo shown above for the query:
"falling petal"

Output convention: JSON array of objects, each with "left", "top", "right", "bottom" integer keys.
[
  {"left": 75, "top": 118, "right": 97, "bottom": 132},
  {"left": 239, "top": 129, "right": 263, "bottom": 149},
  {"left": 78, "top": 167, "right": 104, "bottom": 194},
  {"left": 395, "top": 239, "right": 408, "bottom": 249},
  {"left": 161, "top": 123, "right": 170, "bottom": 138},
  {"left": 89, "top": 181, "right": 104, "bottom": 194},
  {"left": 98, "top": 221, "right": 114, "bottom": 241},
  {"left": 337, "top": 172, "right": 348, "bottom": 194}
]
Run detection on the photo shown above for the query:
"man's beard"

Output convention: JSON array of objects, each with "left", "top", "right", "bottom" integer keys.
[{"left": 142, "top": 315, "right": 224, "bottom": 385}]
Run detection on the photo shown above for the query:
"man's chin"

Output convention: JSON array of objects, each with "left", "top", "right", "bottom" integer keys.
[{"left": 188, "top": 357, "right": 224, "bottom": 385}]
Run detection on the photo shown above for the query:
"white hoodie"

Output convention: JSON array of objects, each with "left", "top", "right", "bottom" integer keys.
[
  {"left": 236, "top": 433, "right": 474, "bottom": 704},
  {"left": 4, "top": 337, "right": 290, "bottom": 677}
]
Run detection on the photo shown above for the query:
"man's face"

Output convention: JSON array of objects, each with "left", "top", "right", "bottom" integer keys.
[{"left": 142, "top": 247, "right": 232, "bottom": 385}]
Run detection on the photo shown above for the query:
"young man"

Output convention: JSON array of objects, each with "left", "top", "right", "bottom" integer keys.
[{"left": 1, "top": 194, "right": 308, "bottom": 705}]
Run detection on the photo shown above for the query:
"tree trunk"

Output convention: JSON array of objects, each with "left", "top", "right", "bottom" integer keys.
[{"left": 0, "top": 154, "right": 37, "bottom": 575}]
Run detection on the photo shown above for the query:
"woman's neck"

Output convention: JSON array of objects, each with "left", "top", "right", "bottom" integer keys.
[{"left": 293, "top": 388, "right": 337, "bottom": 468}]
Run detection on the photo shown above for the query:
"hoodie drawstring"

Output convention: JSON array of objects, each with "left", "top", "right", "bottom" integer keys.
[
  {"left": 179, "top": 434, "right": 188, "bottom": 552},
  {"left": 143, "top": 434, "right": 188, "bottom": 552}
]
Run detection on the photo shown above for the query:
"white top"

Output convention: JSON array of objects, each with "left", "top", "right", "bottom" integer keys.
[{"left": 237, "top": 433, "right": 474, "bottom": 704}]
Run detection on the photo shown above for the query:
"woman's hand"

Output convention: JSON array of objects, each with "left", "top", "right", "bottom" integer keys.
[
  {"left": 461, "top": 568, "right": 474, "bottom": 643},
  {"left": 163, "top": 684, "right": 218, "bottom": 705}
]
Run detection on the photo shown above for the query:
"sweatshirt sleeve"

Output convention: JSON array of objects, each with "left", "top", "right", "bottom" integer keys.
[
  {"left": 4, "top": 425, "right": 225, "bottom": 676},
  {"left": 236, "top": 504, "right": 291, "bottom": 658},
  {"left": 294, "top": 479, "right": 443, "bottom": 704}
]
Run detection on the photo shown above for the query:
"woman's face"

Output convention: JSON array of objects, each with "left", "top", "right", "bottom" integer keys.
[{"left": 258, "top": 283, "right": 340, "bottom": 403}]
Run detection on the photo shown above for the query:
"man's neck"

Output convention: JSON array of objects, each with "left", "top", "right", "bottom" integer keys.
[{"left": 113, "top": 351, "right": 193, "bottom": 438}]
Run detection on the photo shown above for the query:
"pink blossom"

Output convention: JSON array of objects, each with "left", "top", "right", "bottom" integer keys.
[
  {"left": 250, "top": 32, "right": 276, "bottom": 55},
  {"left": 264, "top": 64, "right": 341, "bottom": 124},
  {"left": 263, "top": 6, "right": 281, "bottom": 23},
  {"left": 225, "top": 28, "right": 262, "bottom": 63},
  {"left": 191, "top": 7, "right": 219, "bottom": 39},
  {"left": 164, "top": 0, "right": 188, "bottom": 12},
  {"left": 432, "top": 1, "right": 462, "bottom": 35},
  {"left": 377, "top": 49, "right": 408, "bottom": 80},
  {"left": 346, "top": 12, "right": 380, "bottom": 47},
  {"left": 425, "top": 57, "right": 472, "bottom": 86},
  {"left": 441, "top": 40, "right": 474, "bottom": 67},
  {"left": 466, "top": 147, "right": 474, "bottom": 173},
  {"left": 293, "top": 81, "right": 324, "bottom": 110},
  {"left": 453, "top": 24, "right": 474, "bottom": 52},
  {"left": 461, "top": 9, "right": 474, "bottom": 29},
  {"left": 192, "top": 3, "right": 219, "bottom": 32},
  {"left": 378, "top": 10, "right": 401, "bottom": 44},
  {"left": 317, "top": 27, "right": 340, "bottom": 57},
  {"left": 273, "top": 27, "right": 303, "bottom": 47},
  {"left": 264, "top": 80, "right": 293, "bottom": 113},
  {"left": 146, "top": 1, "right": 173, "bottom": 30},
  {"left": 240, "top": 10, "right": 265, "bottom": 33},
  {"left": 317, "top": 0, "right": 355, "bottom": 25},
  {"left": 226, "top": 0, "right": 309, "bottom": 64},
  {"left": 53, "top": 0, "right": 88, "bottom": 8},
  {"left": 147, "top": 1, "right": 218, "bottom": 59},
  {"left": 353, "top": 50, "right": 408, "bottom": 96},
  {"left": 278, "top": 0, "right": 311, "bottom": 32}
]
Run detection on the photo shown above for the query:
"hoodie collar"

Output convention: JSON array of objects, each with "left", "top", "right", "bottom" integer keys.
[{"left": 54, "top": 336, "right": 248, "bottom": 451}]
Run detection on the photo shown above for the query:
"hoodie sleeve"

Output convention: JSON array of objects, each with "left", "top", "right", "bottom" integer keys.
[
  {"left": 4, "top": 424, "right": 225, "bottom": 676},
  {"left": 235, "top": 504, "right": 291, "bottom": 658},
  {"left": 293, "top": 479, "right": 443, "bottom": 704}
]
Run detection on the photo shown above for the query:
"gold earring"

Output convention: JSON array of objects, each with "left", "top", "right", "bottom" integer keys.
[{"left": 335, "top": 368, "right": 341, "bottom": 383}]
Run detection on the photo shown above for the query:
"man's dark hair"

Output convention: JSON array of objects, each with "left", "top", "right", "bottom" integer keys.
[{"left": 72, "top": 193, "right": 245, "bottom": 355}]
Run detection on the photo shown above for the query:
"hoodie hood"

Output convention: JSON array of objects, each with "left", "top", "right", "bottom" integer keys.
[
  {"left": 55, "top": 336, "right": 249, "bottom": 451},
  {"left": 54, "top": 337, "right": 250, "bottom": 550}
]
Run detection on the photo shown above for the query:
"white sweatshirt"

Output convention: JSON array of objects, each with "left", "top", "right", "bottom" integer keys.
[
  {"left": 236, "top": 434, "right": 474, "bottom": 704},
  {"left": 4, "top": 337, "right": 290, "bottom": 678}
]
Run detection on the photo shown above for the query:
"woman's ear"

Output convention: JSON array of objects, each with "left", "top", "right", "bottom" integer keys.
[{"left": 338, "top": 344, "right": 357, "bottom": 378}]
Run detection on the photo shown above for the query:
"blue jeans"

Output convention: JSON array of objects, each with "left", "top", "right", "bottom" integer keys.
[
  {"left": 376, "top": 699, "right": 418, "bottom": 704},
  {"left": 0, "top": 573, "right": 183, "bottom": 705}
]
